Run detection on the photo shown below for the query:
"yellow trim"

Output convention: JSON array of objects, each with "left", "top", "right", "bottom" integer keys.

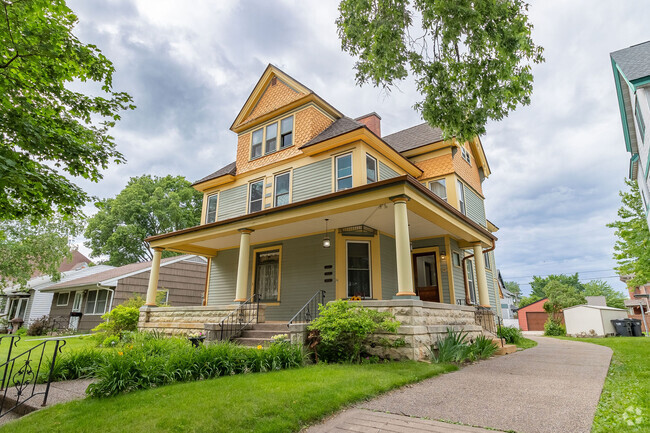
[
  {"left": 250, "top": 245, "right": 283, "bottom": 302},
  {"left": 401, "top": 139, "right": 455, "bottom": 158},
  {"left": 371, "top": 237, "right": 382, "bottom": 300},
  {"left": 203, "top": 257, "right": 212, "bottom": 306},
  {"left": 203, "top": 192, "right": 219, "bottom": 224},
  {"left": 410, "top": 246, "right": 444, "bottom": 303}
]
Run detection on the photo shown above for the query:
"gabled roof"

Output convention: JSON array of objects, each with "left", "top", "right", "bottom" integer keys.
[
  {"left": 192, "top": 161, "right": 236, "bottom": 186},
  {"left": 300, "top": 117, "right": 364, "bottom": 148},
  {"left": 5, "top": 265, "right": 115, "bottom": 295},
  {"left": 517, "top": 297, "right": 548, "bottom": 311},
  {"left": 382, "top": 123, "right": 445, "bottom": 153},
  {"left": 611, "top": 41, "right": 650, "bottom": 83}
]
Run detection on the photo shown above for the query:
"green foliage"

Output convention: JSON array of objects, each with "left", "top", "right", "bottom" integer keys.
[
  {"left": 0, "top": 0, "right": 134, "bottom": 220},
  {"left": 84, "top": 175, "right": 202, "bottom": 266},
  {"left": 27, "top": 315, "right": 50, "bottom": 336},
  {"left": 583, "top": 280, "right": 627, "bottom": 309},
  {"left": 497, "top": 326, "right": 523, "bottom": 345},
  {"left": 121, "top": 292, "right": 167, "bottom": 309},
  {"left": 542, "top": 280, "right": 585, "bottom": 320},
  {"left": 102, "top": 335, "right": 120, "bottom": 348},
  {"left": 14, "top": 327, "right": 27, "bottom": 336},
  {"left": 504, "top": 281, "right": 522, "bottom": 297},
  {"left": 530, "top": 273, "right": 584, "bottom": 299},
  {"left": 431, "top": 328, "right": 497, "bottom": 363},
  {"left": 92, "top": 305, "right": 140, "bottom": 337},
  {"left": 0, "top": 216, "right": 82, "bottom": 290},
  {"left": 543, "top": 319, "right": 566, "bottom": 336},
  {"left": 308, "top": 300, "right": 400, "bottom": 363},
  {"left": 44, "top": 348, "right": 108, "bottom": 381},
  {"left": 336, "top": 0, "right": 544, "bottom": 142},
  {"left": 607, "top": 179, "right": 650, "bottom": 288},
  {"left": 470, "top": 335, "right": 499, "bottom": 360},
  {"left": 518, "top": 294, "right": 542, "bottom": 308}
]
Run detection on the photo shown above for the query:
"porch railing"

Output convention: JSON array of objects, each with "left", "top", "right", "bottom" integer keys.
[
  {"left": 0, "top": 335, "right": 66, "bottom": 418},
  {"left": 474, "top": 306, "right": 497, "bottom": 334},
  {"left": 218, "top": 294, "right": 259, "bottom": 342},
  {"left": 288, "top": 290, "right": 326, "bottom": 327}
]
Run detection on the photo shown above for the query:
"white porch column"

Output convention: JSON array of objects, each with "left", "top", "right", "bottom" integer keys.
[
  {"left": 392, "top": 196, "right": 416, "bottom": 297},
  {"left": 473, "top": 243, "right": 490, "bottom": 307},
  {"left": 234, "top": 228, "right": 254, "bottom": 302},
  {"left": 145, "top": 247, "right": 164, "bottom": 306}
]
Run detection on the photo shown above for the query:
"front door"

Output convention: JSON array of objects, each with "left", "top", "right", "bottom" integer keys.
[
  {"left": 413, "top": 253, "right": 440, "bottom": 302},
  {"left": 69, "top": 292, "right": 83, "bottom": 331}
]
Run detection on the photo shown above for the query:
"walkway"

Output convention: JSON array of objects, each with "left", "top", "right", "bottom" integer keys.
[{"left": 305, "top": 337, "right": 613, "bottom": 433}]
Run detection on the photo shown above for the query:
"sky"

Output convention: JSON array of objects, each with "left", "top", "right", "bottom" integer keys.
[{"left": 65, "top": 0, "right": 650, "bottom": 295}]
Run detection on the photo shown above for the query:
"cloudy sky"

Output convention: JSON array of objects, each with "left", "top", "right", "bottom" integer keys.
[{"left": 67, "top": 0, "right": 650, "bottom": 295}]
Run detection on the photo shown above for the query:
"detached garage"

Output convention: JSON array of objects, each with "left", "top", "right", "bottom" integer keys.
[
  {"left": 564, "top": 305, "right": 628, "bottom": 337},
  {"left": 518, "top": 298, "right": 560, "bottom": 331}
]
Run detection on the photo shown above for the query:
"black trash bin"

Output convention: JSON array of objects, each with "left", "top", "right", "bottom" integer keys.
[
  {"left": 611, "top": 319, "right": 632, "bottom": 336},
  {"left": 629, "top": 319, "right": 643, "bottom": 337}
]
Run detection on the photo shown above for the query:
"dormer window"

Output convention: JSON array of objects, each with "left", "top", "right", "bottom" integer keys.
[
  {"left": 251, "top": 129, "right": 263, "bottom": 159},
  {"left": 280, "top": 116, "right": 293, "bottom": 149},
  {"left": 250, "top": 115, "right": 294, "bottom": 160},
  {"left": 265, "top": 123, "right": 277, "bottom": 154}
]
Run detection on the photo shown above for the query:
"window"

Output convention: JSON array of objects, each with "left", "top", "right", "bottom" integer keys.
[
  {"left": 248, "top": 180, "right": 264, "bottom": 213},
  {"left": 366, "top": 154, "right": 377, "bottom": 183},
  {"left": 484, "top": 252, "right": 490, "bottom": 269},
  {"left": 452, "top": 252, "right": 461, "bottom": 267},
  {"left": 8, "top": 298, "right": 28, "bottom": 320},
  {"left": 251, "top": 129, "right": 263, "bottom": 159},
  {"left": 456, "top": 180, "right": 466, "bottom": 215},
  {"left": 57, "top": 292, "right": 70, "bottom": 306},
  {"left": 280, "top": 116, "right": 294, "bottom": 149},
  {"left": 274, "top": 172, "right": 290, "bottom": 206},
  {"left": 636, "top": 98, "right": 646, "bottom": 141},
  {"left": 206, "top": 193, "right": 218, "bottom": 223},
  {"left": 158, "top": 289, "right": 169, "bottom": 305},
  {"left": 254, "top": 248, "right": 281, "bottom": 302},
  {"left": 72, "top": 292, "right": 83, "bottom": 312},
  {"left": 265, "top": 123, "right": 277, "bottom": 154},
  {"left": 336, "top": 153, "right": 353, "bottom": 191},
  {"left": 429, "top": 179, "right": 447, "bottom": 201},
  {"left": 467, "top": 260, "right": 476, "bottom": 305},
  {"left": 347, "top": 242, "right": 371, "bottom": 298},
  {"left": 85, "top": 289, "right": 110, "bottom": 315},
  {"left": 460, "top": 145, "right": 471, "bottom": 164}
]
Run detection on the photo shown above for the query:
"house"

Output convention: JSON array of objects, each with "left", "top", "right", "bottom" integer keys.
[
  {"left": 621, "top": 275, "right": 650, "bottom": 332},
  {"left": 41, "top": 255, "right": 207, "bottom": 332},
  {"left": 136, "top": 65, "right": 505, "bottom": 358},
  {"left": 564, "top": 304, "right": 628, "bottom": 337},
  {"left": 498, "top": 271, "right": 519, "bottom": 327},
  {"left": 610, "top": 42, "right": 650, "bottom": 229}
]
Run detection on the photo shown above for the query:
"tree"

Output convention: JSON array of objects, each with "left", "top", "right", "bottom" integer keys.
[
  {"left": 542, "top": 280, "right": 585, "bottom": 322},
  {"left": 84, "top": 175, "right": 202, "bottom": 266},
  {"left": 0, "top": 0, "right": 134, "bottom": 220},
  {"left": 0, "top": 215, "right": 82, "bottom": 290},
  {"left": 529, "top": 273, "right": 584, "bottom": 299},
  {"left": 504, "top": 281, "right": 521, "bottom": 297},
  {"left": 336, "top": 0, "right": 544, "bottom": 142},
  {"left": 583, "top": 280, "right": 627, "bottom": 309},
  {"left": 607, "top": 179, "right": 650, "bottom": 288},
  {"left": 518, "top": 294, "right": 541, "bottom": 309}
]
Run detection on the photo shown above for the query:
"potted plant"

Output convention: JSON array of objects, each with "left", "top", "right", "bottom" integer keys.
[{"left": 187, "top": 331, "right": 206, "bottom": 348}]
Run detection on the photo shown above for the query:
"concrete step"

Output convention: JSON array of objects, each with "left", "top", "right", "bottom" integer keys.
[
  {"left": 234, "top": 337, "right": 273, "bottom": 347},
  {"left": 494, "top": 344, "right": 517, "bottom": 356},
  {"left": 249, "top": 323, "right": 289, "bottom": 332},
  {"left": 240, "top": 329, "right": 286, "bottom": 339}
]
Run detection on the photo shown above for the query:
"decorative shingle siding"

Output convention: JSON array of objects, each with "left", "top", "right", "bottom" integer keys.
[
  {"left": 379, "top": 161, "right": 400, "bottom": 181},
  {"left": 243, "top": 79, "right": 305, "bottom": 125},
  {"left": 380, "top": 234, "right": 397, "bottom": 299},
  {"left": 464, "top": 185, "right": 487, "bottom": 227},
  {"left": 292, "top": 159, "right": 332, "bottom": 202},
  {"left": 452, "top": 147, "right": 483, "bottom": 196},
  {"left": 414, "top": 154, "right": 454, "bottom": 180},
  {"left": 207, "top": 249, "right": 238, "bottom": 305},
  {"left": 217, "top": 184, "right": 247, "bottom": 221}
]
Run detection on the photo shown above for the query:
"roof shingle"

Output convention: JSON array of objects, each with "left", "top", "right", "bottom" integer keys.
[
  {"left": 193, "top": 161, "right": 236, "bottom": 186},
  {"left": 300, "top": 117, "right": 364, "bottom": 148},
  {"left": 611, "top": 41, "right": 650, "bottom": 82},
  {"left": 382, "top": 123, "right": 445, "bottom": 153}
]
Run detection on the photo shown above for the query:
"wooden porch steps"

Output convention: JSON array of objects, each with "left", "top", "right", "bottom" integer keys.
[{"left": 234, "top": 322, "right": 289, "bottom": 347}]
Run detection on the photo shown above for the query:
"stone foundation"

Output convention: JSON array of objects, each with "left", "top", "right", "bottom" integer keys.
[{"left": 138, "top": 305, "right": 266, "bottom": 337}]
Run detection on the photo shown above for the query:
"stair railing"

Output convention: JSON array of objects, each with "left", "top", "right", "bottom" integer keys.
[
  {"left": 218, "top": 294, "right": 259, "bottom": 342},
  {"left": 288, "top": 290, "right": 326, "bottom": 327},
  {"left": 474, "top": 306, "right": 497, "bottom": 334}
]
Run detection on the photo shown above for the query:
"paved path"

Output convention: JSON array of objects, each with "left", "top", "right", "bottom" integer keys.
[{"left": 305, "top": 337, "right": 612, "bottom": 433}]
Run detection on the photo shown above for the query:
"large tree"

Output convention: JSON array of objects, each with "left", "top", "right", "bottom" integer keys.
[
  {"left": 542, "top": 280, "right": 585, "bottom": 322},
  {"left": 0, "top": 215, "right": 82, "bottom": 290},
  {"left": 84, "top": 175, "right": 202, "bottom": 266},
  {"left": 529, "top": 273, "right": 584, "bottom": 299},
  {"left": 582, "top": 280, "right": 626, "bottom": 309},
  {"left": 504, "top": 281, "right": 521, "bottom": 297},
  {"left": 0, "top": 0, "right": 134, "bottom": 220},
  {"left": 336, "top": 0, "right": 544, "bottom": 141},
  {"left": 607, "top": 179, "right": 650, "bottom": 288}
]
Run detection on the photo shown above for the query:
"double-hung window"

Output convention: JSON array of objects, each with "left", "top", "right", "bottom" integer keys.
[
  {"left": 250, "top": 115, "right": 294, "bottom": 159},
  {"left": 265, "top": 123, "right": 277, "bottom": 154},
  {"left": 366, "top": 154, "right": 377, "bottom": 183},
  {"left": 347, "top": 242, "right": 371, "bottom": 298},
  {"left": 274, "top": 172, "right": 290, "bottom": 206},
  {"left": 251, "top": 129, "right": 263, "bottom": 159},
  {"left": 456, "top": 180, "right": 466, "bottom": 215},
  {"left": 636, "top": 98, "right": 646, "bottom": 141},
  {"left": 484, "top": 252, "right": 491, "bottom": 269},
  {"left": 206, "top": 193, "right": 218, "bottom": 223},
  {"left": 466, "top": 261, "right": 476, "bottom": 305},
  {"left": 248, "top": 180, "right": 264, "bottom": 213},
  {"left": 85, "top": 289, "right": 110, "bottom": 315},
  {"left": 280, "top": 116, "right": 294, "bottom": 149},
  {"left": 254, "top": 248, "right": 281, "bottom": 302},
  {"left": 429, "top": 179, "right": 447, "bottom": 201},
  {"left": 460, "top": 146, "right": 471, "bottom": 164},
  {"left": 336, "top": 153, "right": 353, "bottom": 191}
]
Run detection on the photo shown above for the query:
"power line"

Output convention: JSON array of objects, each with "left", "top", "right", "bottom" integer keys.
[{"left": 504, "top": 269, "right": 616, "bottom": 280}]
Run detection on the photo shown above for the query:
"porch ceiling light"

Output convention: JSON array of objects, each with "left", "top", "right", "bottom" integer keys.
[{"left": 322, "top": 219, "right": 331, "bottom": 248}]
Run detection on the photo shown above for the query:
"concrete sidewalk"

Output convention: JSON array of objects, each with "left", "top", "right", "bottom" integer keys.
[{"left": 304, "top": 337, "right": 612, "bottom": 433}]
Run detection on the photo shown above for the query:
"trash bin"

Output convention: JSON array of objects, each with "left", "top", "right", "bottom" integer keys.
[
  {"left": 629, "top": 319, "right": 643, "bottom": 337},
  {"left": 611, "top": 319, "right": 632, "bottom": 336}
]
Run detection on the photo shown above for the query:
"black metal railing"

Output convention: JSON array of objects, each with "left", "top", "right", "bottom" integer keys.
[
  {"left": 0, "top": 335, "right": 66, "bottom": 418},
  {"left": 218, "top": 294, "right": 260, "bottom": 341},
  {"left": 474, "top": 306, "right": 497, "bottom": 334},
  {"left": 288, "top": 290, "right": 326, "bottom": 327},
  {"left": 47, "top": 316, "right": 70, "bottom": 334}
]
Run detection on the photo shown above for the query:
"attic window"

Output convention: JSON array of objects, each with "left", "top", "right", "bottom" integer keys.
[
  {"left": 280, "top": 116, "right": 293, "bottom": 149},
  {"left": 251, "top": 129, "right": 263, "bottom": 159},
  {"left": 460, "top": 146, "right": 471, "bottom": 165}
]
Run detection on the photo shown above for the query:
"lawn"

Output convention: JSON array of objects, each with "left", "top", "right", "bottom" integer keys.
[
  {"left": 0, "top": 361, "right": 457, "bottom": 433},
  {"left": 515, "top": 337, "right": 537, "bottom": 350},
  {"left": 561, "top": 336, "right": 650, "bottom": 432}
]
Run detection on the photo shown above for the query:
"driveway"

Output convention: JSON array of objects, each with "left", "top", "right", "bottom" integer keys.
[{"left": 305, "top": 337, "right": 612, "bottom": 433}]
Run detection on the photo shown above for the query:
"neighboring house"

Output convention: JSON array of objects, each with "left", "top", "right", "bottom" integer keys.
[
  {"left": 41, "top": 255, "right": 207, "bottom": 332},
  {"left": 141, "top": 65, "right": 502, "bottom": 323},
  {"left": 498, "top": 271, "right": 520, "bottom": 326},
  {"left": 621, "top": 275, "right": 650, "bottom": 332},
  {"left": 564, "top": 304, "right": 628, "bottom": 337},
  {"left": 611, "top": 42, "right": 650, "bottom": 229}
]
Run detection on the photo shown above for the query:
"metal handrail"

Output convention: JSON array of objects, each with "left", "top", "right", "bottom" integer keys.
[
  {"left": 218, "top": 294, "right": 259, "bottom": 341},
  {"left": 288, "top": 290, "right": 326, "bottom": 327}
]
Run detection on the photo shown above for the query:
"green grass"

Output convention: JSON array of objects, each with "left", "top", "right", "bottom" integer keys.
[
  {"left": 560, "top": 337, "right": 650, "bottom": 432},
  {"left": 1, "top": 361, "right": 456, "bottom": 433},
  {"left": 515, "top": 337, "right": 537, "bottom": 350}
]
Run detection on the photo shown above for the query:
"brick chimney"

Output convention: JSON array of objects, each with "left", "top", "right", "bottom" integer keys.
[{"left": 355, "top": 112, "right": 381, "bottom": 137}]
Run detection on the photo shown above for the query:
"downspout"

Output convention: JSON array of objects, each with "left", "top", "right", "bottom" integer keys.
[{"left": 461, "top": 240, "right": 496, "bottom": 306}]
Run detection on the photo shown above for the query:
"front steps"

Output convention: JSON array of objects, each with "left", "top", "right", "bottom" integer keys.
[
  {"left": 234, "top": 322, "right": 289, "bottom": 347},
  {"left": 491, "top": 338, "right": 517, "bottom": 355}
]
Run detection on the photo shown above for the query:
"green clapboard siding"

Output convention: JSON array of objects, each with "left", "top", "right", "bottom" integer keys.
[
  {"left": 380, "top": 234, "right": 397, "bottom": 299},
  {"left": 292, "top": 159, "right": 332, "bottom": 202},
  {"left": 410, "top": 237, "right": 450, "bottom": 304},
  {"left": 207, "top": 249, "right": 238, "bottom": 305},
  {"left": 217, "top": 184, "right": 247, "bottom": 221},
  {"left": 378, "top": 161, "right": 400, "bottom": 181},
  {"left": 463, "top": 185, "right": 487, "bottom": 227},
  {"left": 486, "top": 269, "right": 497, "bottom": 314},
  {"left": 450, "top": 239, "right": 467, "bottom": 304}
]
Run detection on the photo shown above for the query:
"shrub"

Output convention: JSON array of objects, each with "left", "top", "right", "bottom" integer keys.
[
  {"left": 544, "top": 319, "right": 566, "bottom": 336},
  {"left": 92, "top": 305, "right": 140, "bottom": 337},
  {"left": 497, "top": 326, "right": 523, "bottom": 345},
  {"left": 44, "top": 348, "right": 108, "bottom": 382},
  {"left": 102, "top": 335, "right": 120, "bottom": 347},
  {"left": 432, "top": 328, "right": 498, "bottom": 363},
  {"left": 15, "top": 327, "right": 27, "bottom": 336},
  {"left": 308, "top": 300, "right": 400, "bottom": 363},
  {"left": 27, "top": 315, "right": 51, "bottom": 336},
  {"left": 469, "top": 335, "right": 499, "bottom": 360}
]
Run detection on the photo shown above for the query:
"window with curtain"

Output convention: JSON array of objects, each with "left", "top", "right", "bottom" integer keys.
[
  {"left": 255, "top": 249, "right": 280, "bottom": 302},
  {"left": 429, "top": 179, "right": 447, "bottom": 201}
]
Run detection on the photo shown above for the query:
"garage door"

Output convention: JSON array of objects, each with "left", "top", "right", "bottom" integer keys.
[{"left": 526, "top": 312, "right": 549, "bottom": 331}]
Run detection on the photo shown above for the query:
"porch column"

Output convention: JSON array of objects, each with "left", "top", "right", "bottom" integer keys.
[
  {"left": 473, "top": 243, "right": 490, "bottom": 307},
  {"left": 145, "top": 247, "right": 164, "bottom": 306},
  {"left": 234, "top": 228, "right": 254, "bottom": 302},
  {"left": 392, "top": 196, "right": 416, "bottom": 297}
]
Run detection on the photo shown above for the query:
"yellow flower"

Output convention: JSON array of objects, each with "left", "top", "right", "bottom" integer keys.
[
  {"left": 256, "top": 345, "right": 263, "bottom": 350},
  {"left": 118, "top": 351, "right": 123, "bottom": 356}
]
